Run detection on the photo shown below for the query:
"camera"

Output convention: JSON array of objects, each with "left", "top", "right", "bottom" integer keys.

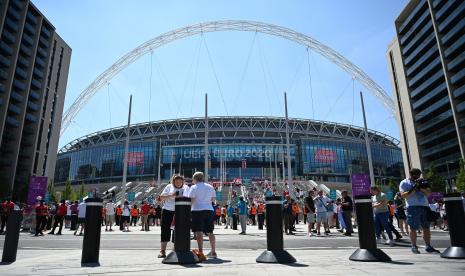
[{"left": 414, "top": 178, "right": 430, "bottom": 190}]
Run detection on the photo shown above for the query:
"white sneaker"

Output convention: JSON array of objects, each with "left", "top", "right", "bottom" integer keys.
[
  {"left": 385, "top": 239, "right": 395, "bottom": 246},
  {"left": 376, "top": 237, "right": 383, "bottom": 244}
]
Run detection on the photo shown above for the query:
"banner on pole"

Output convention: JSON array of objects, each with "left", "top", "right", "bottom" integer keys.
[
  {"left": 351, "top": 173, "right": 371, "bottom": 197},
  {"left": 27, "top": 176, "right": 48, "bottom": 207}
]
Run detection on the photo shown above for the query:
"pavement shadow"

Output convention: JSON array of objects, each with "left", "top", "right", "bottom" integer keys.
[
  {"left": 281, "top": 262, "right": 309, "bottom": 267},
  {"left": 389, "top": 261, "right": 414, "bottom": 265},
  {"left": 0, "top": 261, "right": 14, "bottom": 266},
  {"left": 203, "top": 258, "right": 232, "bottom": 264}
]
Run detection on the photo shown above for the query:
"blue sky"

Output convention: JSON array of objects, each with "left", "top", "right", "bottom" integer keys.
[{"left": 32, "top": 0, "right": 408, "bottom": 148}]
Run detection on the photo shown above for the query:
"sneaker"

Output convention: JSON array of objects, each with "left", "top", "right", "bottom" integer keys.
[
  {"left": 381, "top": 233, "right": 387, "bottom": 240},
  {"left": 385, "top": 239, "right": 395, "bottom": 246},
  {"left": 411, "top": 246, "right": 420, "bottom": 254},
  {"left": 206, "top": 251, "right": 217, "bottom": 258},
  {"left": 425, "top": 245, "right": 440, "bottom": 253},
  {"left": 343, "top": 232, "right": 352, "bottom": 236},
  {"left": 376, "top": 237, "right": 383, "bottom": 244}
]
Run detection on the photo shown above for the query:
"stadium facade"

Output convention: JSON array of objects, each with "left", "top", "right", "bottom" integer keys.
[{"left": 55, "top": 117, "right": 404, "bottom": 186}]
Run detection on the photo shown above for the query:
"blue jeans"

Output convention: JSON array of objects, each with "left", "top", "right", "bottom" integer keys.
[{"left": 374, "top": 211, "right": 393, "bottom": 240}]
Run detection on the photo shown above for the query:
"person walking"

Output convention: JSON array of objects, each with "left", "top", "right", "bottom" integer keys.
[
  {"left": 70, "top": 201, "right": 78, "bottom": 231},
  {"left": 49, "top": 200, "right": 67, "bottom": 235},
  {"left": 225, "top": 205, "right": 234, "bottom": 229},
  {"left": 257, "top": 201, "right": 265, "bottom": 230},
  {"left": 371, "top": 187, "right": 394, "bottom": 246},
  {"left": 187, "top": 172, "right": 217, "bottom": 259},
  {"left": 304, "top": 190, "right": 316, "bottom": 237},
  {"left": 399, "top": 168, "right": 440, "bottom": 254},
  {"left": 130, "top": 205, "right": 139, "bottom": 227},
  {"left": 315, "top": 190, "right": 331, "bottom": 235},
  {"left": 340, "top": 191, "right": 353, "bottom": 236},
  {"left": 283, "top": 196, "right": 294, "bottom": 235},
  {"left": 35, "top": 200, "right": 47, "bottom": 236},
  {"left": 157, "top": 174, "right": 189, "bottom": 258},
  {"left": 105, "top": 200, "right": 116, "bottom": 231},
  {"left": 140, "top": 200, "right": 150, "bottom": 231},
  {"left": 237, "top": 196, "right": 248, "bottom": 235},
  {"left": 121, "top": 201, "right": 131, "bottom": 232},
  {"left": 74, "top": 201, "right": 86, "bottom": 236},
  {"left": 394, "top": 192, "right": 409, "bottom": 235}
]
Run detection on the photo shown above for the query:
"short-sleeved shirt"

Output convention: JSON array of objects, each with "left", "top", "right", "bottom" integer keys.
[
  {"left": 161, "top": 184, "right": 189, "bottom": 211},
  {"left": 187, "top": 182, "right": 215, "bottom": 211},
  {"left": 78, "top": 202, "right": 86, "bottom": 218},
  {"left": 106, "top": 202, "right": 116, "bottom": 215},
  {"left": 122, "top": 205, "right": 131, "bottom": 217},
  {"left": 237, "top": 200, "right": 247, "bottom": 215},
  {"left": 372, "top": 193, "right": 388, "bottom": 214},
  {"left": 399, "top": 178, "right": 428, "bottom": 207},
  {"left": 227, "top": 206, "right": 234, "bottom": 216},
  {"left": 315, "top": 196, "right": 330, "bottom": 213}
]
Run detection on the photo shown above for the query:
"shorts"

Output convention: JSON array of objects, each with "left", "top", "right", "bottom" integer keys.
[
  {"left": 306, "top": 212, "right": 316, "bottom": 223},
  {"left": 316, "top": 212, "right": 327, "bottom": 223},
  {"left": 122, "top": 216, "right": 130, "bottom": 223},
  {"left": 406, "top": 206, "right": 430, "bottom": 230},
  {"left": 396, "top": 208, "right": 406, "bottom": 220},
  {"left": 106, "top": 214, "right": 115, "bottom": 224},
  {"left": 77, "top": 218, "right": 85, "bottom": 224},
  {"left": 192, "top": 210, "right": 214, "bottom": 234}
]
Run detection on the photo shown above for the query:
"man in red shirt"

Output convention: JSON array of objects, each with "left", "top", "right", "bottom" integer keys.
[
  {"left": 0, "top": 199, "right": 15, "bottom": 233},
  {"left": 49, "top": 200, "right": 67, "bottom": 235},
  {"left": 140, "top": 200, "right": 151, "bottom": 231},
  {"left": 35, "top": 200, "right": 48, "bottom": 236}
]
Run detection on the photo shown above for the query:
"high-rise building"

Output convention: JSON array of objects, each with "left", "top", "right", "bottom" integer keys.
[
  {"left": 0, "top": 0, "right": 71, "bottom": 201},
  {"left": 387, "top": 0, "right": 465, "bottom": 187}
]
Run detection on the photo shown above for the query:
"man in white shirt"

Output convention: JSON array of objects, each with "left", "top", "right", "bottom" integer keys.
[
  {"left": 187, "top": 172, "right": 217, "bottom": 258},
  {"left": 314, "top": 190, "right": 331, "bottom": 235},
  {"left": 74, "top": 201, "right": 86, "bottom": 236},
  {"left": 105, "top": 199, "right": 116, "bottom": 231}
]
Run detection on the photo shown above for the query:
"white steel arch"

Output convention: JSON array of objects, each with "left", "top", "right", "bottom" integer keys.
[{"left": 61, "top": 20, "right": 395, "bottom": 136}]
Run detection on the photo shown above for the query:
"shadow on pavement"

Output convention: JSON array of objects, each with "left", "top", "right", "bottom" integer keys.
[
  {"left": 281, "top": 262, "right": 309, "bottom": 267},
  {"left": 389, "top": 261, "right": 414, "bottom": 265},
  {"left": 203, "top": 258, "right": 232, "bottom": 264},
  {"left": 0, "top": 261, "right": 14, "bottom": 266}
]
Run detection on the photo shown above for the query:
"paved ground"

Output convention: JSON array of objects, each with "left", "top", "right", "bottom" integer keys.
[{"left": 0, "top": 223, "right": 463, "bottom": 275}]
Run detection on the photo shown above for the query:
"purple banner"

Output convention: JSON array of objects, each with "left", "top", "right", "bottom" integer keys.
[
  {"left": 351, "top": 173, "right": 371, "bottom": 197},
  {"left": 27, "top": 176, "right": 48, "bottom": 206},
  {"left": 428, "top": 192, "right": 443, "bottom": 203}
]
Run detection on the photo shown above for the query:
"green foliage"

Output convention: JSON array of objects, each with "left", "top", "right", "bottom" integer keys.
[
  {"left": 455, "top": 159, "right": 465, "bottom": 192},
  {"left": 424, "top": 167, "right": 446, "bottom": 192},
  {"left": 78, "top": 183, "right": 86, "bottom": 199},
  {"left": 47, "top": 180, "right": 56, "bottom": 202},
  {"left": 62, "top": 179, "right": 73, "bottom": 201},
  {"left": 388, "top": 179, "right": 399, "bottom": 193}
]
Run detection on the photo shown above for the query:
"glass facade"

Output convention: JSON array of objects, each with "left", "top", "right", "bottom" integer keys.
[
  {"left": 55, "top": 141, "right": 158, "bottom": 184},
  {"left": 55, "top": 137, "right": 403, "bottom": 185}
]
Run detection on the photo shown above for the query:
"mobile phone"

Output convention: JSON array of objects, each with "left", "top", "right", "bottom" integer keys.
[{"left": 175, "top": 191, "right": 179, "bottom": 196}]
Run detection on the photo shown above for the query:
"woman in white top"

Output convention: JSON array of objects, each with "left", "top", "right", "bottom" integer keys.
[{"left": 158, "top": 174, "right": 189, "bottom": 258}]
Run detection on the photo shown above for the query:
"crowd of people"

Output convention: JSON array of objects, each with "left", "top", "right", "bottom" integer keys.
[{"left": 1, "top": 168, "right": 465, "bottom": 258}]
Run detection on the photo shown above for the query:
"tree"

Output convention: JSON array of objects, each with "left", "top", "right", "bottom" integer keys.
[
  {"left": 424, "top": 167, "right": 446, "bottom": 192},
  {"left": 62, "top": 179, "right": 73, "bottom": 201},
  {"left": 78, "top": 183, "right": 86, "bottom": 200},
  {"left": 47, "top": 180, "right": 56, "bottom": 202},
  {"left": 455, "top": 159, "right": 465, "bottom": 192}
]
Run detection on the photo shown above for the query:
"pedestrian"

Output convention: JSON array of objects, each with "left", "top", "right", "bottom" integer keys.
[
  {"left": 283, "top": 196, "right": 294, "bottom": 235},
  {"left": 70, "top": 201, "right": 78, "bottom": 231},
  {"left": 304, "top": 190, "right": 316, "bottom": 237},
  {"left": 0, "top": 199, "right": 14, "bottom": 234},
  {"left": 140, "top": 200, "right": 150, "bottom": 231},
  {"left": 157, "top": 174, "right": 189, "bottom": 258},
  {"left": 105, "top": 199, "right": 116, "bottom": 231},
  {"left": 237, "top": 196, "right": 248, "bottom": 235},
  {"left": 371, "top": 186, "right": 394, "bottom": 246},
  {"left": 47, "top": 201, "right": 56, "bottom": 230},
  {"left": 257, "top": 201, "right": 265, "bottom": 230},
  {"left": 49, "top": 200, "right": 67, "bottom": 235},
  {"left": 225, "top": 205, "right": 234, "bottom": 229},
  {"left": 130, "top": 204, "right": 139, "bottom": 227},
  {"left": 65, "top": 201, "right": 71, "bottom": 229},
  {"left": 399, "top": 168, "right": 440, "bottom": 254},
  {"left": 121, "top": 201, "right": 131, "bottom": 232},
  {"left": 394, "top": 192, "right": 409, "bottom": 235},
  {"left": 155, "top": 205, "right": 162, "bottom": 226},
  {"left": 315, "top": 190, "right": 331, "bottom": 235},
  {"left": 149, "top": 205, "right": 156, "bottom": 226},
  {"left": 187, "top": 171, "right": 217, "bottom": 259},
  {"left": 74, "top": 201, "right": 86, "bottom": 236},
  {"left": 249, "top": 203, "right": 257, "bottom": 226},
  {"left": 35, "top": 200, "right": 47, "bottom": 236},
  {"left": 340, "top": 190, "right": 353, "bottom": 236},
  {"left": 116, "top": 205, "right": 122, "bottom": 229}
]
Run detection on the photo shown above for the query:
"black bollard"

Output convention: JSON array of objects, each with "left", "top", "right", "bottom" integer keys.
[
  {"left": 1, "top": 210, "right": 23, "bottom": 264},
  {"left": 232, "top": 211, "right": 238, "bottom": 230},
  {"left": 441, "top": 193, "right": 465, "bottom": 259},
  {"left": 163, "top": 197, "right": 199, "bottom": 264},
  {"left": 256, "top": 196, "right": 296, "bottom": 263},
  {"left": 349, "top": 194, "right": 391, "bottom": 262},
  {"left": 81, "top": 198, "right": 103, "bottom": 267}
]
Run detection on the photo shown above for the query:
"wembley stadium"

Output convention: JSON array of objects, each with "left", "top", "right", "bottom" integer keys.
[{"left": 54, "top": 116, "right": 404, "bottom": 188}]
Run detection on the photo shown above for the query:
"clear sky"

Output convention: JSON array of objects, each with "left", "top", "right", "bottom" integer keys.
[{"left": 32, "top": 0, "right": 408, "bottom": 148}]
